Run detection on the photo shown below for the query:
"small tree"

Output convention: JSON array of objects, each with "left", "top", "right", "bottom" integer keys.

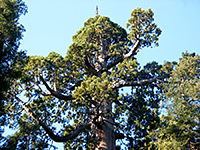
[
  {"left": 3, "top": 7, "right": 172, "bottom": 149},
  {"left": 156, "top": 53, "right": 200, "bottom": 150}
]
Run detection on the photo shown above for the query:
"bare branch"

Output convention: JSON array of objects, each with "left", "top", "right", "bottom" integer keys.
[
  {"left": 123, "top": 40, "right": 140, "bottom": 58},
  {"left": 40, "top": 76, "right": 74, "bottom": 101},
  {"left": 15, "top": 96, "right": 89, "bottom": 142},
  {"left": 111, "top": 75, "right": 168, "bottom": 89}
]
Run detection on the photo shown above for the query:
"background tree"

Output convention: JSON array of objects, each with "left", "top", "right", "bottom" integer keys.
[
  {"left": 155, "top": 53, "right": 200, "bottom": 150},
  {"left": 0, "top": 0, "right": 27, "bottom": 146},
  {"left": 2, "top": 7, "right": 175, "bottom": 150}
]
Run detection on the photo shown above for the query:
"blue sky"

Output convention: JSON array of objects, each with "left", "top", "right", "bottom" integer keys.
[
  {"left": 20, "top": 0, "right": 200, "bottom": 67},
  {"left": 16, "top": 0, "right": 200, "bottom": 149}
]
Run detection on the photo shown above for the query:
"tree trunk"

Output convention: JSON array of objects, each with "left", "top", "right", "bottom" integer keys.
[
  {"left": 93, "top": 38, "right": 116, "bottom": 149},
  {"left": 93, "top": 100, "right": 115, "bottom": 150},
  {"left": 95, "top": 119, "right": 115, "bottom": 150}
]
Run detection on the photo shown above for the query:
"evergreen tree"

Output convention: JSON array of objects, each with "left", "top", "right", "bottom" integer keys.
[
  {"left": 155, "top": 53, "right": 200, "bottom": 150},
  {"left": 0, "top": 0, "right": 27, "bottom": 146},
  {"left": 2, "top": 7, "right": 176, "bottom": 149}
]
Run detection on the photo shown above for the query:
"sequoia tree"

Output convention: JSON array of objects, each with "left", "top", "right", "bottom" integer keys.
[{"left": 2, "top": 7, "right": 173, "bottom": 149}]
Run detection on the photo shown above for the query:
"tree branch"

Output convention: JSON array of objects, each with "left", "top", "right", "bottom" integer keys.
[
  {"left": 33, "top": 75, "right": 51, "bottom": 96},
  {"left": 34, "top": 84, "right": 51, "bottom": 96},
  {"left": 40, "top": 76, "right": 74, "bottom": 101},
  {"left": 83, "top": 55, "right": 98, "bottom": 76},
  {"left": 15, "top": 96, "right": 90, "bottom": 142},
  {"left": 102, "top": 39, "right": 140, "bottom": 71},
  {"left": 115, "top": 132, "right": 125, "bottom": 140},
  {"left": 123, "top": 39, "right": 140, "bottom": 58},
  {"left": 111, "top": 75, "right": 168, "bottom": 89},
  {"left": 68, "top": 80, "right": 83, "bottom": 91}
]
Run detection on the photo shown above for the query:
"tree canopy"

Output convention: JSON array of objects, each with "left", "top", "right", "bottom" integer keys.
[
  {"left": 155, "top": 53, "right": 200, "bottom": 150},
  {"left": 0, "top": 0, "right": 27, "bottom": 145},
  {"left": 0, "top": 2, "right": 199, "bottom": 150},
  {"left": 0, "top": 0, "right": 27, "bottom": 88}
]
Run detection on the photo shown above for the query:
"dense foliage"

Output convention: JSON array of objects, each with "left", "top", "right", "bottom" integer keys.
[
  {"left": 0, "top": 0, "right": 27, "bottom": 92},
  {"left": 155, "top": 53, "right": 200, "bottom": 150},
  {"left": 0, "top": 0, "right": 27, "bottom": 146}
]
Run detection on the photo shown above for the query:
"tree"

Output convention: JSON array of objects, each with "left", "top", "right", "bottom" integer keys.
[
  {"left": 0, "top": 0, "right": 27, "bottom": 146},
  {"left": 0, "top": 0, "right": 27, "bottom": 93},
  {"left": 155, "top": 53, "right": 200, "bottom": 150},
  {"left": 2, "top": 7, "right": 172, "bottom": 149}
]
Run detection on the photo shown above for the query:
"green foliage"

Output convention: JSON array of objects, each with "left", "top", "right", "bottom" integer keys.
[
  {"left": 127, "top": 8, "right": 161, "bottom": 47},
  {"left": 62, "top": 8, "right": 162, "bottom": 148},
  {"left": 155, "top": 53, "right": 200, "bottom": 150},
  {"left": 3, "top": 3, "right": 198, "bottom": 149},
  {"left": 114, "top": 62, "right": 163, "bottom": 149},
  {"left": 0, "top": 0, "right": 27, "bottom": 86},
  {"left": 1, "top": 115, "right": 51, "bottom": 150},
  {"left": 66, "top": 15, "right": 130, "bottom": 75},
  {"left": 2, "top": 7, "right": 167, "bottom": 149},
  {"left": 3, "top": 51, "right": 75, "bottom": 149},
  {"left": 0, "top": 0, "right": 27, "bottom": 147}
]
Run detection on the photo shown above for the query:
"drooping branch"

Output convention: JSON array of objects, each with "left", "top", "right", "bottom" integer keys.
[
  {"left": 15, "top": 96, "right": 90, "bottom": 142},
  {"left": 111, "top": 74, "right": 169, "bottom": 89},
  {"left": 40, "top": 75, "right": 74, "bottom": 101},
  {"left": 102, "top": 39, "right": 140, "bottom": 72}
]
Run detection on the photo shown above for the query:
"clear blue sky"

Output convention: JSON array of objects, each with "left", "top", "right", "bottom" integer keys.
[
  {"left": 19, "top": 0, "right": 200, "bottom": 67},
  {"left": 17, "top": 0, "right": 200, "bottom": 149}
]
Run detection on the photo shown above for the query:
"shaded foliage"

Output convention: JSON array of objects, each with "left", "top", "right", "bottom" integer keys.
[
  {"left": 155, "top": 53, "right": 200, "bottom": 150},
  {"left": 0, "top": 0, "right": 27, "bottom": 147}
]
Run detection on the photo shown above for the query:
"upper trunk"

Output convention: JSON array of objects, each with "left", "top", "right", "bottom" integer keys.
[{"left": 92, "top": 33, "right": 116, "bottom": 149}]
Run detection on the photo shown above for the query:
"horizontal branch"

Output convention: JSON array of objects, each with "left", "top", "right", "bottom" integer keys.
[
  {"left": 111, "top": 75, "right": 168, "bottom": 89},
  {"left": 40, "top": 76, "right": 74, "bottom": 101},
  {"left": 15, "top": 96, "right": 90, "bottom": 142},
  {"left": 102, "top": 39, "right": 140, "bottom": 72}
]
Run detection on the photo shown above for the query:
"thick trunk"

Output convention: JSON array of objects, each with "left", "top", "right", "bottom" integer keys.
[
  {"left": 92, "top": 100, "right": 115, "bottom": 149},
  {"left": 95, "top": 119, "right": 115, "bottom": 150}
]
